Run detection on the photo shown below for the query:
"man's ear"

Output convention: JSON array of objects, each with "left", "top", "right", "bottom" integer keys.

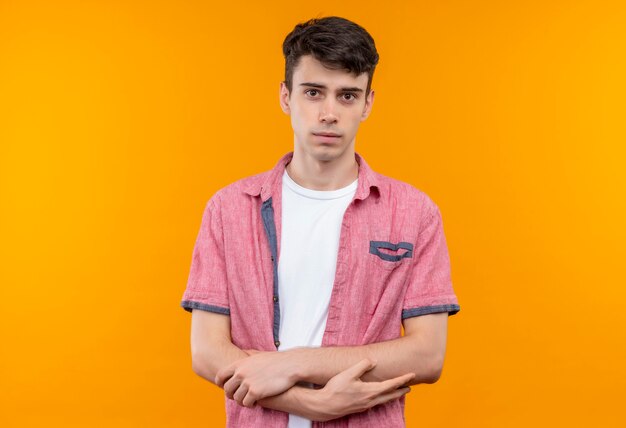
[
  {"left": 279, "top": 81, "right": 291, "bottom": 114},
  {"left": 361, "top": 89, "right": 375, "bottom": 121}
]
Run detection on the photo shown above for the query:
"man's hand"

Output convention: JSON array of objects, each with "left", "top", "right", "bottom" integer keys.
[
  {"left": 215, "top": 350, "right": 303, "bottom": 407},
  {"left": 307, "top": 359, "right": 414, "bottom": 422}
]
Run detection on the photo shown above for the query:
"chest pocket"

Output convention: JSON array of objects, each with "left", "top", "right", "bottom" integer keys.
[
  {"left": 369, "top": 241, "right": 413, "bottom": 261},
  {"left": 365, "top": 240, "right": 414, "bottom": 313},
  {"left": 368, "top": 240, "right": 414, "bottom": 273}
]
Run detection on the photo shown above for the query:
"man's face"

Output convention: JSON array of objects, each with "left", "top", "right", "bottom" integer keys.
[{"left": 279, "top": 55, "right": 375, "bottom": 163}]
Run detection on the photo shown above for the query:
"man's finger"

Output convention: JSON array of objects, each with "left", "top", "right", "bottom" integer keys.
[
  {"left": 223, "top": 376, "right": 242, "bottom": 399},
  {"left": 378, "top": 372, "right": 415, "bottom": 393},
  {"left": 232, "top": 383, "right": 249, "bottom": 405},
  {"left": 370, "top": 386, "right": 411, "bottom": 408},
  {"left": 215, "top": 365, "right": 235, "bottom": 387},
  {"left": 242, "top": 390, "right": 257, "bottom": 408},
  {"left": 338, "top": 358, "right": 376, "bottom": 380}
]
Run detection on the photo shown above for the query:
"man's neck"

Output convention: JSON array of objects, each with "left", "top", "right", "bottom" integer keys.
[{"left": 286, "top": 148, "right": 358, "bottom": 191}]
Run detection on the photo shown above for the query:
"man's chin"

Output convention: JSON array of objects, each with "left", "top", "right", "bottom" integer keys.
[
  {"left": 310, "top": 149, "right": 341, "bottom": 163},
  {"left": 307, "top": 144, "right": 350, "bottom": 162}
]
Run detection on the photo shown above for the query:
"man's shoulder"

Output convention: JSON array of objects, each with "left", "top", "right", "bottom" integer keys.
[
  {"left": 374, "top": 170, "right": 440, "bottom": 215},
  {"left": 208, "top": 169, "right": 271, "bottom": 205}
]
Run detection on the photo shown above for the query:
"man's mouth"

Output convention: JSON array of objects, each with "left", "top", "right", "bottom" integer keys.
[{"left": 313, "top": 132, "right": 342, "bottom": 137}]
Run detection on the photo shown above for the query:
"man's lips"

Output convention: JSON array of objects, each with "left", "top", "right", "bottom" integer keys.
[{"left": 313, "top": 132, "right": 342, "bottom": 137}]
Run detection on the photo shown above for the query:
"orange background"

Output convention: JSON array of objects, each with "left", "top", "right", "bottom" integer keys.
[{"left": 1, "top": 1, "right": 625, "bottom": 427}]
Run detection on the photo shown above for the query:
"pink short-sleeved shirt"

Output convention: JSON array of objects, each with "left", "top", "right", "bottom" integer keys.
[{"left": 181, "top": 152, "right": 460, "bottom": 427}]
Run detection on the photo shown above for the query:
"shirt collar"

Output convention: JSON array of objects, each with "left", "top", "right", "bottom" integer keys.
[{"left": 244, "top": 152, "right": 380, "bottom": 201}]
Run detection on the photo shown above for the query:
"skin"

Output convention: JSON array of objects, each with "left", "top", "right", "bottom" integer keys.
[
  {"left": 189, "top": 54, "right": 450, "bottom": 421},
  {"left": 214, "top": 313, "right": 447, "bottom": 410},
  {"left": 279, "top": 54, "right": 375, "bottom": 191},
  {"left": 192, "top": 310, "right": 422, "bottom": 422}
]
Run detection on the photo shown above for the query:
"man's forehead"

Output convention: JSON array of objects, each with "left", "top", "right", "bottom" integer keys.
[{"left": 293, "top": 55, "right": 368, "bottom": 90}]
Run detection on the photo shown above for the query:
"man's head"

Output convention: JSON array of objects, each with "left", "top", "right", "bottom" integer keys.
[
  {"left": 280, "top": 17, "right": 379, "bottom": 163},
  {"left": 282, "top": 16, "right": 379, "bottom": 96}
]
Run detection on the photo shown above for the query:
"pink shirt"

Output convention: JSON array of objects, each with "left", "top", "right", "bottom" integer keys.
[{"left": 181, "top": 152, "right": 460, "bottom": 427}]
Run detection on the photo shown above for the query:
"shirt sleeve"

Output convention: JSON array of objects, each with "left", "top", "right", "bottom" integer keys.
[
  {"left": 402, "top": 200, "right": 460, "bottom": 319},
  {"left": 180, "top": 197, "right": 230, "bottom": 315}
]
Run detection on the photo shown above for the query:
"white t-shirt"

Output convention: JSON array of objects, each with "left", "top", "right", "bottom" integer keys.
[{"left": 278, "top": 169, "right": 358, "bottom": 428}]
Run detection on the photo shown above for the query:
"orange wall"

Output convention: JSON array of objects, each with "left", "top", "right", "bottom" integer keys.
[{"left": 1, "top": 1, "right": 624, "bottom": 427}]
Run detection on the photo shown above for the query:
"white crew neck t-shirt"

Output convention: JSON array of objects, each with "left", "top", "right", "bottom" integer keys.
[{"left": 278, "top": 169, "right": 358, "bottom": 428}]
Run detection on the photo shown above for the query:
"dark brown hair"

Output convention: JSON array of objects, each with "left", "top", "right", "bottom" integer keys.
[{"left": 282, "top": 16, "right": 379, "bottom": 95}]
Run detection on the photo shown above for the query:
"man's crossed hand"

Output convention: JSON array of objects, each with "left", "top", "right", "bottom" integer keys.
[
  {"left": 215, "top": 350, "right": 414, "bottom": 420},
  {"left": 216, "top": 349, "right": 301, "bottom": 407}
]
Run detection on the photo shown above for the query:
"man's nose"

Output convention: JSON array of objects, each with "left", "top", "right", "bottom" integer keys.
[{"left": 319, "top": 98, "right": 338, "bottom": 123}]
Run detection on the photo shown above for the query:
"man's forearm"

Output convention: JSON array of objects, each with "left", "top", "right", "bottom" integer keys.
[
  {"left": 191, "top": 336, "right": 248, "bottom": 383},
  {"left": 190, "top": 310, "right": 402, "bottom": 419},
  {"left": 289, "top": 326, "right": 446, "bottom": 386},
  {"left": 195, "top": 340, "right": 411, "bottom": 421},
  {"left": 215, "top": 312, "right": 447, "bottom": 409},
  {"left": 193, "top": 338, "right": 326, "bottom": 417},
  {"left": 259, "top": 359, "right": 413, "bottom": 422},
  {"left": 258, "top": 385, "right": 326, "bottom": 421}
]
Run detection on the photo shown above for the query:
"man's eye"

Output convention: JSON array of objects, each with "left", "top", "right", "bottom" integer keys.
[
  {"left": 341, "top": 93, "right": 357, "bottom": 101},
  {"left": 306, "top": 89, "right": 320, "bottom": 97}
]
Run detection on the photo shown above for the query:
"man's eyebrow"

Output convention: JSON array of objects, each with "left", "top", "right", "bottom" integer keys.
[{"left": 299, "top": 82, "right": 364, "bottom": 92}]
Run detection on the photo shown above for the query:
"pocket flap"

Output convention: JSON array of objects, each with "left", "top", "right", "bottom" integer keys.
[{"left": 369, "top": 241, "right": 414, "bottom": 262}]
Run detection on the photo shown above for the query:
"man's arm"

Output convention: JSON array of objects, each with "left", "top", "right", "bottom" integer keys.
[
  {"left": 217, "top": 312, "right": 448, "bottom": 406},
  {"left": 292, "top": 312, "right": 448, "bottom": 385},
  {"left": 190, "top": 309, "right": 247, "bottom": 381},
  {"left": 257, "top": 359, "right": 412, "bottom": 422},
  {"left": 190, "top": 309, "right": 414, "bottom": 422}
]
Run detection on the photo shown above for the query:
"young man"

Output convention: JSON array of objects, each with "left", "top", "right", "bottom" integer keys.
[{"left": 181, "top": 16, "right": 460, "bottom": 427}]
